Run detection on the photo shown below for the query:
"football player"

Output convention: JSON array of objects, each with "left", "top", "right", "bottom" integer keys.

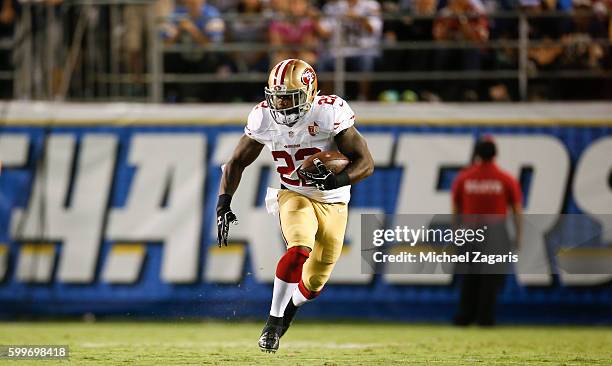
[{"left": 216, "top": 59, "right": 374, "bottom": 353}]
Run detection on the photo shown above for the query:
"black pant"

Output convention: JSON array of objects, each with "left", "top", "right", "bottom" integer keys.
[
  {"left": 454, "top": 274, "right": 505, "bottom": 326},
  {"left": 454, "top": 221, "right": 510, "bottom": 326}
]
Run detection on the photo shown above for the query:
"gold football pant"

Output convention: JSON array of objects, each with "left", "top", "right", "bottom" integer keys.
[{"left": 278, "top": 189, "right": 348, "bottom": 293}]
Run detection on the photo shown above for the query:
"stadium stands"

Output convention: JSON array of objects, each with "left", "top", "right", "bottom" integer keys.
[{"left": 0, "top": 0, "right": 610, "bottom": 102}]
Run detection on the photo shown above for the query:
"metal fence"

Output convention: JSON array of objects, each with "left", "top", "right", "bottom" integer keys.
[{"left": 2, "top": 0, "right": 611, "bottom": 102}]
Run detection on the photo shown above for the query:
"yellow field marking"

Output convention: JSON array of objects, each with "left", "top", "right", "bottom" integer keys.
[
  {"left": 21, "top": 243, "right": 55, "bottom": 255},
  {"left": 557, "top": 247, "right": 612, "bottom": 257},
  {"left": 111, "top": 243, "right": 146, "bottom": 255}
]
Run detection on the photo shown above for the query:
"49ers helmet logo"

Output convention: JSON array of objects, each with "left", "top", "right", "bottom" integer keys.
[{"left": 301, "top": 68, "right": 316, "bottom": 86}]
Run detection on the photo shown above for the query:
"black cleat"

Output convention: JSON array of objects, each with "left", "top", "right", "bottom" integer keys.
[
  {"left": 258, "top": 315, "right": 282, "bottom": 353},
  {"left": 280, "top": 299, "right": 299, "bottom": 338}
]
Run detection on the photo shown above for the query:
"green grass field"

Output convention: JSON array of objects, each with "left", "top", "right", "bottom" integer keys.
[{"left": 0, "top": 321, "right": 611, "bottom": 365}]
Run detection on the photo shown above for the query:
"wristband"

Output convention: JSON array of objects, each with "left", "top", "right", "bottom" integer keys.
[
  {"left": 336, "top": 171, "right": 350, "bottom": 188},
  {"left": 217, "top": 193, "right": 232, "bottom": 212}
]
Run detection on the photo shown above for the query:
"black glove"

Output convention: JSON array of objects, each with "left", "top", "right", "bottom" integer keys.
[
  {"left": 216, "top": 193, "right": 238, "bottom": 247},
  {"left": 298, "top": 158, "right": 350, "bottom": 191}
]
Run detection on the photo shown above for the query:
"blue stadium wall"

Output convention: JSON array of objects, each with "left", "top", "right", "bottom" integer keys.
[{"left": 0, "top": 116, "right": 611, "bottom": 324}]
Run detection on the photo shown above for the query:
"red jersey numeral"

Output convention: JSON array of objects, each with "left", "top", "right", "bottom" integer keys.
[
  {"left": 295, "top": 147, "right": 321, "bottom": 162},
  {"left": 272, "top": 150, "right": 299, "bottom": 186},
  {"left": 318, "top": 95, "right": 339, "bottom": 106},
  {"left": 272, "top": 147, "right": 322, "bottom": 186}
]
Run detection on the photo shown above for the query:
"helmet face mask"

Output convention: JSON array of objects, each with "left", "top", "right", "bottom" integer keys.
[
  {"left": 265, "top": 59, "right": 318, "bottom": 127},
  {"left": 264, "top": 88, "right": 308, "bottom": 126}
]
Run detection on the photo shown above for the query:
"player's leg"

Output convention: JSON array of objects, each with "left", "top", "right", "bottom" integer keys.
[
  {"left": 283, "top": 201, "right": 348, "bottom": 333},
  {"left": 259, "top": 190, "right": 317, "bottom": 352},
  {"left": 272, "top": 191, "right": 317, "bottom": 317}
]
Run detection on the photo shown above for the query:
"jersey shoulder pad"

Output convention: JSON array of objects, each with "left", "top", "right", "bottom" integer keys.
[
  {"left": 313, "top": 95, "right": 355, "bottom": 135},
  {"left": 245, "top": 101, "right": 272, "bottom": 139}
]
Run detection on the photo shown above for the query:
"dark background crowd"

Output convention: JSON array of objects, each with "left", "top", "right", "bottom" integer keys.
[{"left": 0, "top": 0, "right": 611, "bottom": 102}]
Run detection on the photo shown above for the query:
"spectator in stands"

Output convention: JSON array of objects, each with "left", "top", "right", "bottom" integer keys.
[
  {"left": 210, "top": 0, "right": 240, "bottom": 12},
  {"left": 383, "top": 0, "right": 438, "bottom": 65},
  {"left": 0, "top": 0, "right": 15, "bottom": 29},
  {"left": 524, "top": 0, "right": 565, "bottom": 72},
  {"left": 24, "top": 0, "right": 64, "bottom": 99},
  {"left": 486, "top": 35, "right": 517, "bottom": 101},
  {"left": 432, "top": 0, "right": 489, "bottom": 101},
  {"left": 123, "top": 0, "right": 174, "bottom": 96},
  {"left": 268, "top": 0, "right": 319, "bottom": 67},
  {"left": 163, "top": 0, "right": 227, "bottom": 101},
  {"left": 165, "top": 0, "right": 225, "bottom": 47},
  {"left": 227, "top": 0, "right": 270, "bottom": 72},
  {"left": 556, "top": 0, "right": 609, "bottom": 98},
  {"left": 381, "top": 0, "right": 438, "bottom": 100},
  {"left": 560, "top": 0, "right": 607, "bottom": 70},
  {"left": 318, "top": 0, "right": 383, "bottom": 100},
  {"left": 267, "top": 0, "right": 289, "bottom": 17},
  {"left": 484, "top": 0, "right": 519, "bottom": 101},
  {"left": 225, "top": 0, "right": 270, "bottom": 101},
  {"left": 521, "top": 0, "right": 567, "bottom": 99},
  {"left": 0, "top": 0, "right": 16, "bottom": 98}
]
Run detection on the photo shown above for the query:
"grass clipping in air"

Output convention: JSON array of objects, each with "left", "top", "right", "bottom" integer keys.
[{"left": 0, "top": 322, "right": 610, "bottom": 365}]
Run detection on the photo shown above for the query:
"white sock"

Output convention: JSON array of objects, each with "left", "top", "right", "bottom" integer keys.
[
  {"left": 269, "top": 277, "right": 298, "bottom": 317},
  {"left": 291, "top": 286, "right": 310, "bottom": 307}
]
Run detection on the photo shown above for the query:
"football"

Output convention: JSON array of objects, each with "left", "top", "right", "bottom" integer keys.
[{"left": 301, "top": 150, "right": 350, "bottom": 175}]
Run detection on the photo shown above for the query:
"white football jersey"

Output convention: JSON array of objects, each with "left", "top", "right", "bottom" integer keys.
[{"left": 245, "top": 94, "right": 355, "bottom": 204}]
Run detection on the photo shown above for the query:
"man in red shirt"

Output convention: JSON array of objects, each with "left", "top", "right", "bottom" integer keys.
[{"left": 451, "top": 136, "right": 523, "bottom": 326}]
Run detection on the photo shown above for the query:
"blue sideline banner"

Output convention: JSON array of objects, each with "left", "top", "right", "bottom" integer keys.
[{"left": 0, "top": 116, "right": 611, "bottom": 323}]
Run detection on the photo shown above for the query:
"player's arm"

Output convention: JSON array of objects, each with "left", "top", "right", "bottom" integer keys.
[
  {"left": 219, "top": 134, "right": 264, "bottom": 196},
  {"left": 216, "top": 135, "right": 264, "bottom": 246},
  {"left": 335, "top": 126, "right": 374, "bottom": 184}
]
